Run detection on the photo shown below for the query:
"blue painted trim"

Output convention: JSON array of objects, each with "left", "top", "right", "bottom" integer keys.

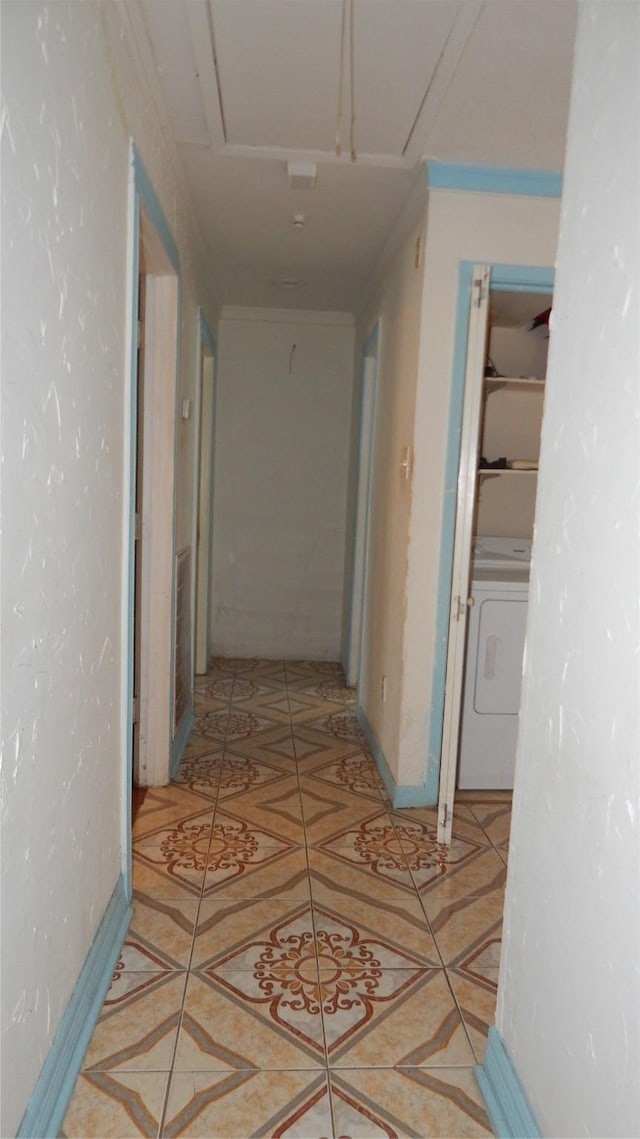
[
  {"left": 132, "top": 148, "right": 179, "bottom": 273},
  {"left": 199, "top": 309, "right": 216, "bottom": 355},
  {"left": 425, "top": 162, "right": 563, "bottom": 199},
  {"left": 17, "top": 877, "right": 131, "bottom": 1139},
  {"left": 170, "top": 706, "right": 194, "bottom": 779},
  {"left": 356, "top": 706, "right": 430, "bottom": 809},
  {"left": 476, "top": 1028, "right": 542, "bottom": 1139},
  {"left": 427, "top": 262, "right": 555, "bottom": 800}
]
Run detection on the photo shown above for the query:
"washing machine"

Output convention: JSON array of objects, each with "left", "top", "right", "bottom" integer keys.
[{"left": 457, "top": 536, "right": 532, "bottom": 790}]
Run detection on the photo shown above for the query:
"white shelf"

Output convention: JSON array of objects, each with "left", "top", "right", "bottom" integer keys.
[
  {"left": 479, "top": 468, "right": 538, "bottom": 480},
  {"left": 485, "top": 376, "right": 545, "bottom": 394}
]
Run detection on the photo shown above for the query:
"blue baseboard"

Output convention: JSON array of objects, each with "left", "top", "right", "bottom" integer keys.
[
  {"left": 476, "top": 1027, "right": 542, "bottom": 1139},
  {"left": 356, "top": 706, "right": 433, "bottom": 808},
  {"left": 170, "top": 704, "right": 194, "bottom": 779},
  {"left": 18, "top": 875, "right": 132, "bottom": 1139}
]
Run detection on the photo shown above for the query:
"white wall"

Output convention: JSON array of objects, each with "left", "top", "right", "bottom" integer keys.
[
  {"left": 497, "top": 4, "right": 640, "bottom": 1136},
  {"left": 354, "top": 194, "right": 428, "bottom": 773},
  {"left": 212, "top": 308, "right": 355, "bottom": 661},
  {"left": 0, "top": 4, "right": 216, "bottom": 1134}
]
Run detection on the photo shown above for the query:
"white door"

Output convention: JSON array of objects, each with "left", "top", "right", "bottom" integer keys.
[{"left": 437, "top": 265, "right": 491, "bottom": 842}]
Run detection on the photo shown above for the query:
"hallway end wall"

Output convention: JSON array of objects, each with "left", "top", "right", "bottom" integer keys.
[{"left": 212, "top": 309, "right": 355, "bottom": 661}]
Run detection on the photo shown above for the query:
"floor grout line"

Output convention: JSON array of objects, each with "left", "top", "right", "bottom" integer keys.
[{"left": 63, "top": 658, "right": 509, "bottom": 1137}]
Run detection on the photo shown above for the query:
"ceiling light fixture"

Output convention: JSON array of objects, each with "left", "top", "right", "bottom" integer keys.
[
  {"left": 271, "top": 277, "right": 307, "bottom": 290},
  {"left": 287, "top": 161, "right": 317, "bottom": 189},
  {"left": 293, "top": 214, "right": 305, "bottom": 228}
]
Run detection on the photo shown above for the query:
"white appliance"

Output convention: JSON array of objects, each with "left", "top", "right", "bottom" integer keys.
[{"left": 457, "top": 536, "right": 532, "bottom": 789}]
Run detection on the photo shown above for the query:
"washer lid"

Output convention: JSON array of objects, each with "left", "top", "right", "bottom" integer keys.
[{"left": 473, "top": 536, "right": 532, "bottom": 572}]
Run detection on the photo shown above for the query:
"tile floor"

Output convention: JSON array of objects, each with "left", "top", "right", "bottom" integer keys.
[{"left": 62, "top": 659, "right": 511, "bottom": 1138}]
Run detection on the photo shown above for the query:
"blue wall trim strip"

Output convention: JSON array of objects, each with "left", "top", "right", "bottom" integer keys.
[
  {"left": 476, "top": 1027, "right": 542, "bottom": 1139},
  {"left": 426, "top": 261, "right": 555, "bottom": 806},
  {"left": 18, "top": 876, "right": 131, "bottom": 1139},
  {"left": 425, "top": 162, "right": 563, "bottom": 199},
  {"left": 132, "top": 147, "right": 180, "bottom": 272},
  {"left": 356, "top": 706, "right": 430, "bottom": 808},
  {"left": 171, "top": 706, "right": 194, "bottom": 779}
]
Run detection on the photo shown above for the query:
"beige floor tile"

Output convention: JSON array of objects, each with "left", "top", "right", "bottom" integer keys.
[
  {"left": 164, "top": 1070, "right": 331, "bottom": 1137},
  {"left": 217, "top": 755, "right": 289, "bottom": 800},
  {"left": 191, "top": 899, "right": 314, "bottom": 969},
  {"left": 308, "top": 846, "right": 418, "bottom": 901},
  {"left": 413, "top": 844, "right": 507, "bottom": 900},
  {"left": 330, "top": 1067, "right": 493, "bottom": 1137},
  {"left": 132, "top": 813, "right": 216, "bottom": 896},
  {"left": 67, "top": 659, "right": 505, "bottom": 1138},
  {"left": 132, "top": 789, "right": 214, "bottom": 842},
  {"left": 174, "top": 973, "right": 325, "bottom": 1070},
  {"left": 224, "top": 724, "right": 299, "bottom": 768},
  {"left": 202, "top": 843, "right": 311, "bottom": 901},
  {"left": 61, "top": 1070, "right": 168, "bottom": 1138},
  {"left": 447, "top": 967, "right": 500, "bottom": 1062},
  {"left": 311, "top": 893, "right": 440, "bottom": 966},
  {"left": 83, "top": 973, "right": 187, "bottom": 1071},
  {"left": 124, "top": 895, "right": 199, "bottom": 969},
  {"left": 424, "top": 890, "right": 504, "bottom": 967},
  {"left": 469, "top": 803, "right": 512, "bottom": 847},
  {"left": 299, "top": 751, "right": 385, "bottom": 799},
  {"left": 323, "top": 967, "right": 475, "bottom": 1069},
  {"left": 216, "top": 778, "right": 305, "bottom": 842}
]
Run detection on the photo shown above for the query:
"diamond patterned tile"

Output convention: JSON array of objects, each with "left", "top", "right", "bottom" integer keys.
[
  {"left": 68, "top": 659, "right": 502, "bottom": 1138},
  {"left": 61, "top": 1071, "right": 168, "bottom": 1138},
  {"left": 330, "top": 1067, "right": 492, "bottom": 1137},
  {"left": 175, "top": 971, "right": 325, "bottom": 1069},
  {"left": 82, "top": 972, "right": 187, "bottom": 1071},
  {"left": 164, "top": 1070, "right": 332, "bottom": 1137},
  {"left": 447, "top": 967, "right": 500, "bottom": 1062}
]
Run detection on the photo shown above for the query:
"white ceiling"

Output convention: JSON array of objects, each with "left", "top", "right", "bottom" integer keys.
[{"left": 136, "top": 0, "right": 577, "bottom": 313}]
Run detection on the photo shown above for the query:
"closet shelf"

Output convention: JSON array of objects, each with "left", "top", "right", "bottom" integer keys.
[
  {"left": 478, "top": 468, "right": 538, "bottom": 480},
  {"left": 485, "top": 376, "right": 545, "bottom": 394}
]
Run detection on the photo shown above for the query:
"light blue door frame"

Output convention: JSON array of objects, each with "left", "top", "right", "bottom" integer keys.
[{"left": 425, "top": 262, "right": 555, "bottom": 803}]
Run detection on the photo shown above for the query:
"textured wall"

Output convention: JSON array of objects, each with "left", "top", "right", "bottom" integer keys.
[
  {"left": 497, "top": 4, "right": 640, "bottom": 1136},
  {"left": 354, "top": 207, "right": 427, "bottom": 777},
  {"left": 212, "top": 309, "right": 355, "bottom": 660},
  {"left": 0, "top": 3, "right": 216, "bottom": 1134}
]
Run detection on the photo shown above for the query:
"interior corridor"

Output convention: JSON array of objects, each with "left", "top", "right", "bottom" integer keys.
[{"left": 62, "top": 659, "right": 510, "bottom": 1138}]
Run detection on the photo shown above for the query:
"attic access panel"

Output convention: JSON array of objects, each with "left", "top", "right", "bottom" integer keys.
[{"left": 211, "top": 0, "right": 459, "bottom": 155}]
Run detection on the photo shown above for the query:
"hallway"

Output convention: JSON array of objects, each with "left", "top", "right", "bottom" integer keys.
[{"left": 62, "top": 659, "right": 508, "bottom": 1138}]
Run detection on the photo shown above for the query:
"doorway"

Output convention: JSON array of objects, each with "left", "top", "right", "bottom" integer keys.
[
  {"left": 435, "top": 263, "right": 554, "bottom": 842},
  {"left": 123, "top": 149, "right": 181, "bottom": 892}
]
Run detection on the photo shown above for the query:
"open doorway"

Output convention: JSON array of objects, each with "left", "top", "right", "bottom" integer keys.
[
  {"left": 123, "top": 149, "right": 181, "bottom": 890},
  {"left": 436, "top": 264, "right": 553, "bottom": 842}
]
